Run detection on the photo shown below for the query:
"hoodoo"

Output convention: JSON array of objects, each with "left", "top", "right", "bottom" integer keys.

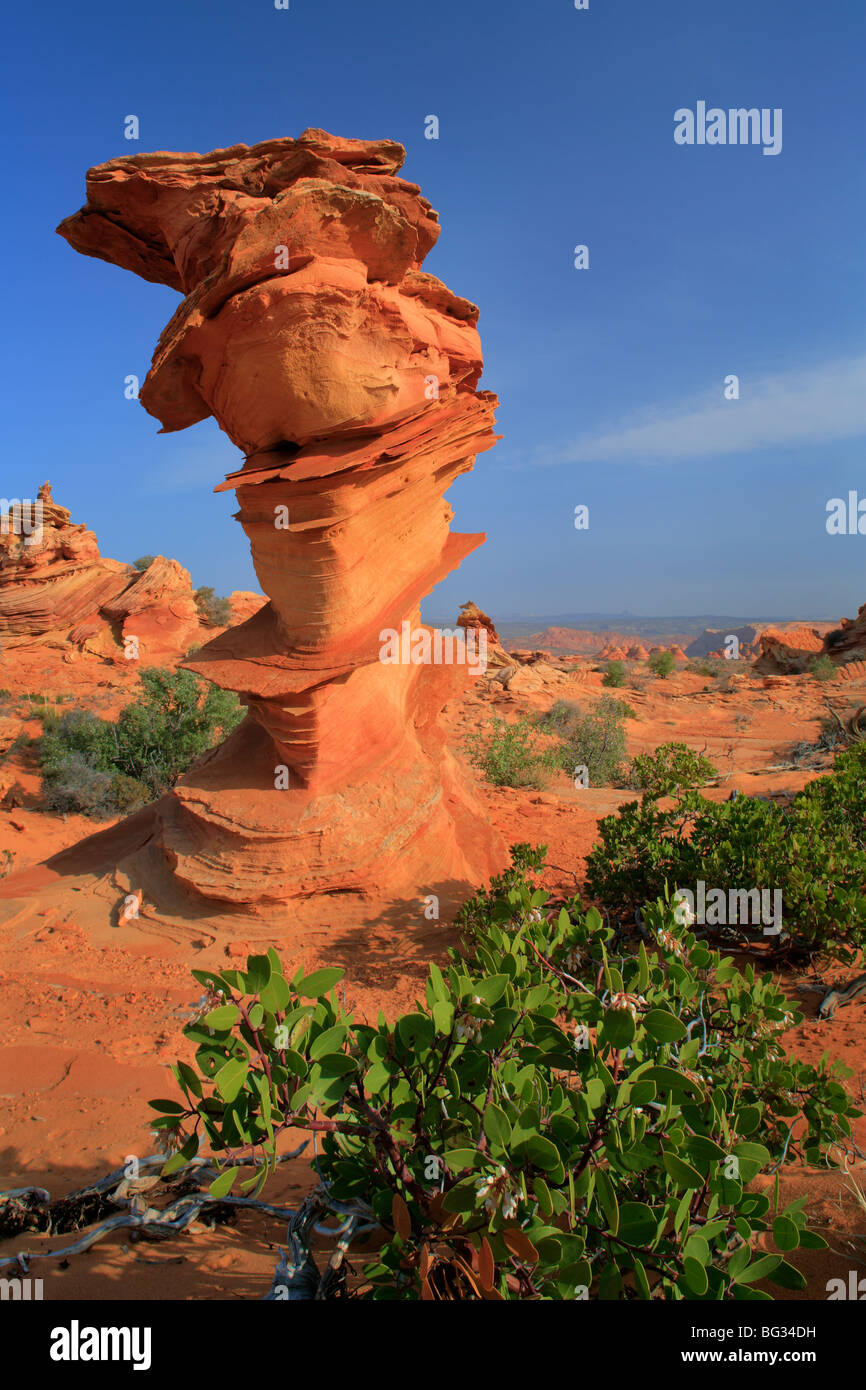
[{"left": 1, "top": 130, "right": 507, "bottom": 935}]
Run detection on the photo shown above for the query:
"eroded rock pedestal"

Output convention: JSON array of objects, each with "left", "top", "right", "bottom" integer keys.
[{"left": 16, "top": 129, "right": 506, "bottom": 934}]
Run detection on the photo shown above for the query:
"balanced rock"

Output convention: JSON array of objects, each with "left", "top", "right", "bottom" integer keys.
[{"left": 28, "top": 129, "right": 507, "bottom": 932}]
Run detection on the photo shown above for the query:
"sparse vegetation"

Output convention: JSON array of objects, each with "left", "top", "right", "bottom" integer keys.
[
  {"left": 807, "top": 654, "right": 836, "bottom": 682},
  {"left": 537, "top": 696, "right": 634, "bottom": 787},
  {"left": 151, "top": 844, "right": 856, "bottom": 1299},
  {"left": 133, "top": 555, "right": 156, "bottom": 572},
  {"left": 647, "top": 650, "right": 675, "bottom": 679},
  {"left": 38, "top": 668, "right": 245, "bottom": 819},
  {"left": 465, "top": 715, "right": 559, "bottom": 789},
  {"left": 601, "top": 659, "right": 626, "bottom": 688},
  {"left": 194, "top": 585, "right": 232, "bottom": 627},
  {"left": 586, "top": 742, "right": 866, "bottom": 959},
  {"left": 628, "top": 741, "right": 718, "bottom": 797}
]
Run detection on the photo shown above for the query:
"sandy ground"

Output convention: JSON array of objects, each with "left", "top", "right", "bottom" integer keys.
[{"left": 1, "top": 645, "right": 865, "bottom": 1299}]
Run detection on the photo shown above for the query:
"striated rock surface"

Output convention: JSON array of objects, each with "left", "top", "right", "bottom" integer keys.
[
  {"left": 755, "top": 625, "right": 826, "bottom": 674},
  {"left": 0, "top": 483, "right": 134, "bottom": 644},
  {"left": 26, "top": 129, "right": 507, "bottom": 932},
  {"left": 824, "top": 602, "right": 866, "bottom": 662}
]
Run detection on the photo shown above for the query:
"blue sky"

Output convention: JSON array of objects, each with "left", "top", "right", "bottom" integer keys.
[{"left": 2, "top": 0, "right": 863, "bottom": 620}]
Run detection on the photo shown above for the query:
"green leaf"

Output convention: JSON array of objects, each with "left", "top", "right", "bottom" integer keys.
[
  {"left": 683, "top": 1256, "right": 709, "bottom": 1295},
  {"left": 618, "top": 1201, "right": 656, "bottom": 1245},
  {"left": 662, "top": 1150, "right": 703, "bottom": 1189},
  {"left": 432, "top": 1000, "right": 454, "bottom": 1034},
  {"left": 214, "top": 1057, "right": 249, "bottom": 1102},
  {"left": 244, "top": 955, "right": 272, "bottom": 993},
  {"left": 601, "top": 1007, "right": 635, "bottom": 1050},
  {"left": 309, "top": 1025, "right": 348, "bottom": 1061},
  {"left": 643, "top": 1009, "right": 687, "bottom": 1043},
  {"left": 772, "top": 1215, "right": 800, "bottom": 1251},
  {"left": 173, "top": 1062, "right": 202, "bottom": 1099},
  {"left": 148, "top": 1098, "right": 186, "bottom": 1114},
  {"left": 525, "top": 1134, "right": 561, "bottom": 1173},
  {"left": 296, "top": 968, "right": 344, "bottom": 999},
  {"left": 208, "top": 1166, "right": 239, "bottom": 1198},
  {"left": 642, "top": 1065, "right": 705, "bottom": 1098},
  {"left": 734, "top": 1253, "right": 781, "bottom": 1285},
  {"left": 483, "top": 1103, "right": 512, "bottom": 1151},
  {"left": 442, "top": 1148, "right": 481, "bottom": 1173},
  {"left": 595, "top": 1169, "right": 619, "bottom": 1236},
  {"left": 768, "top": 1258, "right": 807, "bottom": 1291},
  {"left": 472, "top": 974, "right": 510, "bottom": 1006},
  {"left": 202, "top": 1004, "right": 240, "bottom": 1030},
  {"left": 732, "top": 1140, "right": 770, "bottom": 1183}
]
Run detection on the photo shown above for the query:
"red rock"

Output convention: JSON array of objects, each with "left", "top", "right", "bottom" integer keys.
[
  {"left": 14, "top": 130, "right": 508, "bottom": 933},
  {"left": 755, "top": 625, "right": 826, "bottom": 673},
  {"left": 0, "top": 484, "right": 135, "bottom": 643}
]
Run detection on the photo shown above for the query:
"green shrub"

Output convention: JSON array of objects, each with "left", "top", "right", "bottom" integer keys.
[
  {"left": 152, "top": 848, "right": 856, "bottom": 1300},
  {"left": 133, "top": 555, "right": 156, "bottom": 572},
  {"left": 601, "top": 660, "right": 626, "bottom": 688},
  {"left": 537, "top": 697, "right": 634, "bottom": 787},
  {"left": 807, "top": 655, "right": 836, "bottom": 682},
  {"left": 629, "top": 742, "right": 718, "bottom": 798},
  {"left": 194, "top": 585, "right": 232, "bottom": 627},
  {"left": 586, "top": 744, "right": 866, "bottom": 959},
  {"left": 465, "top": 715, "right": 559, "bottom": 789},
  {"left": 685, "top": 659, "right": 717, "bottom": 678},
  {"left": 39, "top": 669, "right": 245, "bottom": 818},
  {"left": 648, "top": 651, "right": 675, "bottom": 679}
]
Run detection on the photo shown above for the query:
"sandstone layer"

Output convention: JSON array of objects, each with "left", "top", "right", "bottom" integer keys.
[{"left": 8, "top": 130, "right": 507, "bottom": 933}]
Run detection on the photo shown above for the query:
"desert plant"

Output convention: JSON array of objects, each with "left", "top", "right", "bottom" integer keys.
[
  {"left": 807, "top": 655, "right": 836, "bottom": 682},
  {"left": 601, "top": 660, "right": 626, "bottom": 688},
  {"left": 537, "top": 697, "right": 634, "bottom": 787},
  {"left": 152, "top": 849, "right": 856, "bottom": 1300},
  {"left": 39, "top": 668, "right": 245, "bottom": 818},
  {"left": 586, "top": 743, "right": 866, "bottom": 959},
  {"left": 194, "top": 585, "right": 232, "bottom": 627},
  {"left": 465, "top": 716, "right": 559, "bottom": 789},
  {"left": 648, "top": 651, "right": 675, "bottom": 679},
  {"left": 629, "top": 742, "right": 718, "bottom": 798},
  {"left": 133, "top": 555, "right": 156, "bottom": 572},
  {"left": 685, "top": 660, "right": 717, "bottom": 678}
]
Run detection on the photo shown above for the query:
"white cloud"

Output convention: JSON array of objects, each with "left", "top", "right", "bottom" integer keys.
[{"left": 534, "top": 354, "right": 866, "bottom": 466}]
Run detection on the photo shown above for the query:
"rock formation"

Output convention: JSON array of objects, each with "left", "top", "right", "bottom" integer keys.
[
  {"left": 0, "top": 483, "right": 133, "bottom": 644},
  {"left": 824, "top": 602, "right": 866, "bottom": 662},
  {"left": 754, "top": 625, "right": 826, "bottom": 674},
  {"left": 0, "top": 487, "right": 247, "bottom": 664},
  {"left": 26, "top": 129, "right": 507, "bottom": 931}
]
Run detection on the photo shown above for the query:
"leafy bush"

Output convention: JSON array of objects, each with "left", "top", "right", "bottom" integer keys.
[
  {"left": 629, "top": 742, "right": 718, "bottom": 798},
  {"left": 537, "top": 697, "right": 634, "bottom": 787},
  {"left": 133, "top": 555, "right": 156, "bottom": 572},
  {"left": 602, "top": 660, "right": 626, "bottom": 688},
  {"left": 648, "top": 651, "right": 675, "bottom": 679},
  {"left": 465, "top": 716, "right": 559, "bottom": 789},
  {"left": 39, "top": 668, "right": 245, "bottom": 818},
  {"left": 152, "top": 848, "right": 855, "bottom": 1300},
  {"left": 586, "top": 744, "right": 866, "bottom": 959},
  {"left": 807, "top": 655, "right": 836, "bottom": 682},
  {"left": 194, "top": 585, "right": 232, "bottom": 627}
]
